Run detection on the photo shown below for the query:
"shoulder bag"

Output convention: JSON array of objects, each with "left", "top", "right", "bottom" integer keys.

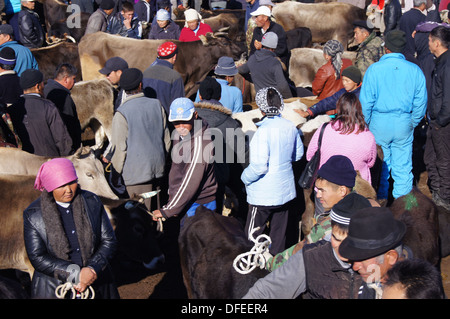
[{"left": 298, "top": 122, "right": 328, "bottom": 189}]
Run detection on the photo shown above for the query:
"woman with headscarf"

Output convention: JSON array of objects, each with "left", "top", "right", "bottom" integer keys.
[
  {"left": 147, "top": 8, "right": 180, "bottom": 39},
  {"left": 178, "top": 8, "right": 213, "bottom": 42},
  {"left": 241, "top": 87, "right": 304, "bottom": 256},
  {"left": 312, "top": 39, "right": 353, "bottom": 101},
  {"left": 23, "top": 158, "right": 119, "bottom": 299}
]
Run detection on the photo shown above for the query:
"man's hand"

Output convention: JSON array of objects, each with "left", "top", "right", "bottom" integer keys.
[
  {"left": 294, "top": 109, "right": 310, "bottom": 118},
  {"left": 254, "top": 39, "right": 262, "bottom": 50},
  {"left": 152, "top": 209, "right": 164, "bottom": 221},
  {"left": 74, "top": 267, "right": 97, "bottom": 292},
  {"left": 123, "top": 16, "right": 132, "bottom": 29}
]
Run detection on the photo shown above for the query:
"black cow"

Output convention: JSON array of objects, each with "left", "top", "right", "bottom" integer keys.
[
  {"left": 178, "top": 205, "right": 268, "bottom": 299},
  {"left": 42, "top": 0, "right": 89, "bottom": 42},
  {"left": 286, "top": 27, "right": 312, "bottom": 51},
  {"left": 110, "top": 201, "right": 165, "bottom": 271}
]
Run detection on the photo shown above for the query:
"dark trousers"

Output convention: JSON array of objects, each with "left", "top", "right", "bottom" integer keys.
[
  {"left": 424, "top": 121, "right": 450, "bottom": 201},
  {"left": 126, "top": 179, "right": 162, "bottom": 212},
  {"left": 244, "top": 202, "right": 290, "bottom": 255}
]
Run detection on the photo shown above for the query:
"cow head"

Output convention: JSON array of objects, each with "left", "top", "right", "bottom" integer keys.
[
  {"left": 111, "top": 202, "right": 165, "bottom": 271},
  {"left": 199, "top": 33, "right": 245, "bottom": 61},
  {"left": 69, "top": 146, "right": 119, "bottom": 200}
]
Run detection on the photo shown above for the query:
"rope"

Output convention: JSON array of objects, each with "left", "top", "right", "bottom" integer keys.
[
  {"left": 124, "top": 190, "right": 165, "bottom": 233},
  {"left": 136, "top": 204, "right": 165, "bottom": 233},
  {"left": 55, "top": 282, "right": 95, "bottom": 299},
  {"left": 233, "top": 227, "right": 272, "bottom": 275}
]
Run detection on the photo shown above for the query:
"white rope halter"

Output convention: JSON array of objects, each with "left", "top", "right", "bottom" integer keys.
[
  {"left": 124, "top": 190, "right": 165, "bottom": 233},
  {"left": 55, "top": 282, "right": 95, "bottom": 299},
  {"left": 233, "top": 227, "right": 272, "bottom": 275}
]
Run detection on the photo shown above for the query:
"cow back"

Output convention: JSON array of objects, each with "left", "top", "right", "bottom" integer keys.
[
  {"left": 31, "top": 42, "right": 81, "bottom": 82},
  {"left": 272, "top": 2, "right": 366, "bottom": 46},
  {"left": 0, "top": 174, "right": 40, "bottom": 275},
  {"left": 178, "top": 205, "right": 268, "bottom": 299},
  {"left": 390, "top": 188, "right": 440, "bottom": 266}
]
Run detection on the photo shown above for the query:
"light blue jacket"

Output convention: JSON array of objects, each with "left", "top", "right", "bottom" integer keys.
[
  {"left": 195, "top": 78, "right": 243, "bottom": 113},
  {"left": 241, "top": 115, "right": 304, "bottom": 206},
  {"left": 359, "top": 53, "right": 427, "bottom": 127},
  {"left": 0, "top": 41, "right": 39, "bottom": 76}
]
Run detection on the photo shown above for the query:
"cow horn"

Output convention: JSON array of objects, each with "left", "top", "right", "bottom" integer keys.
[
  {"left": 65, "top": 35, "right": 76, "bottom": 43},
  {"left": 217, "top": 26, "right": 230, "bottom": 32},
  {"left": 213, "top": 32, "right": 228, "bottom": 38},
  {"left": 199, "top": 34, "right": 208, "bottom": 45}
]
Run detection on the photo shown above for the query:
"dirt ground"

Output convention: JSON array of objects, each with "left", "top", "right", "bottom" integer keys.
[
  {"left": 116, "top": 248, "right": 450, "bottom": 300},
  {"left": 116, "top": 172, "right": 450, "bottom": 299}
]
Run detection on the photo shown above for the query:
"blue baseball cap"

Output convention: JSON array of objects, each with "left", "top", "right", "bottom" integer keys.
[{"left": 169, "top": 97, "right": 195, "bottom": 122}]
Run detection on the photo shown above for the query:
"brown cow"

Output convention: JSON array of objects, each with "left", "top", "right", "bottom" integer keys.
[
  {"left": 272, "top": 2, "right": 366, "bottom": 47},
  {"left": 78, "top": 32, "right": 245, "bottom": 98},
  {"left": 174, "top": 12, "right": 246, "bottom": 43},
  {"left": 0, "top": 175, "right": 40, "bottom": 276},
  {"left": 31, "top": 42, "right": 81, "bottom": 83},
  {"left": 39, "top": 0, "right": 89, "bottom": 42},
  {"left": 390, "top": 187, "right": 441, "bottom": 266}
]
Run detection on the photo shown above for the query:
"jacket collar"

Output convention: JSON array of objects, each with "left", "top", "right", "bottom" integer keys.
[
  {"left": 379, "top": 52, "right": 405, "bottom": 61},
  {"left": 121, "top": 92, "right": 144, "bottom": 104},
  {"left": 434, "top": 48, "right": 450, "bottom": 65}
]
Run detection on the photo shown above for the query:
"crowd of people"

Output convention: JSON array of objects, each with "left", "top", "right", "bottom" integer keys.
[{"left": 0, "top": 0, "right": 449, "bottom": 300}]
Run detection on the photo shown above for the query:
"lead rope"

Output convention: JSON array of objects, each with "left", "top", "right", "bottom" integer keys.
[
  {"left": 233, "top": 227, "right": 272, "bottom": 275},
  {"left": 55, "top": 282, "right": 95, "bottom": 299},
  {"left": 124, "top": 191, "right": 165, "bottom": 233}
]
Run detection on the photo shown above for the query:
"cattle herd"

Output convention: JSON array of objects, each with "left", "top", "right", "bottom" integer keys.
[{"left": 0, "top": 0, "right": 449, "bottom": 301}]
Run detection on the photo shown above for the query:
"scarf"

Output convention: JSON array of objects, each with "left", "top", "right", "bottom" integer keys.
[
  {"left": 323, "top": 39, "right": 344, "bottom": 79},
  {"left": 40, "top": 188, "right": 94, "bottom": 265}
]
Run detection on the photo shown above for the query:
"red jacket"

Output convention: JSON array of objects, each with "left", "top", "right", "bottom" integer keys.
[
  {"left": 179, "top": 23, "right": 213, "bottom": 42},
  {"left": 312, "top": 58, "right": 353, "bottom": 100}
]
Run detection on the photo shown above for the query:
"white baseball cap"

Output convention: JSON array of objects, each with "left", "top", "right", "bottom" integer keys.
[{"left": 250, "top": 5, "right": 271, "bottom": 17}]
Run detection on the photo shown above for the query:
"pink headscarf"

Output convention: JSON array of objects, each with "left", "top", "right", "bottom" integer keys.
[{"left": 34, "top": 158, "right": 78, "bottom": 192}]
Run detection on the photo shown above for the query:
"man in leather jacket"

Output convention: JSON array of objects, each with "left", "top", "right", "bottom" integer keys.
[
  {"left": 23, "top": 158, "right": 119, "bottom": 299},
  {"left": 107, "top": 1, "right": 142, "bottom": 39},
  {"left": 17, "top": 0, "right": 44, "bottom": 48}
]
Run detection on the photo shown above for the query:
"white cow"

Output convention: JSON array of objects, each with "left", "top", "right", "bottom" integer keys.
[
  {"left": 71, "top": 78, "right": 115, "bottom": 150},
  {"left": 232, "top": 98, "right": 331, "bottom": 144},
  {"left": 0, "top": 147, "right": 118, "bottom": 200}
]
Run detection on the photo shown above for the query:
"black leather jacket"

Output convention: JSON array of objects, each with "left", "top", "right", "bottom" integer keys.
[
  {"left": 18, "top": 8, "right": 44, "bottom": 48},
  {"left": 23, "top": 189, "right": 118, "bottom": 299},
  {"left": 428, "top": 49, "right": 450, "bottom": 128}
]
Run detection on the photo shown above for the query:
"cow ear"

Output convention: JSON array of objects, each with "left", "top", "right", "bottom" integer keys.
[{"left": 73, "top": 146, "right": 84, "bottom": 158}]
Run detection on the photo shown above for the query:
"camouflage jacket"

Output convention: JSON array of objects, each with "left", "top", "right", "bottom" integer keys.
[
  {"left": 266, "top": 214, "right": 332, "bottom": 271},
  {"left": 355, "top": 32, "right": 385, "bottom": 77}
]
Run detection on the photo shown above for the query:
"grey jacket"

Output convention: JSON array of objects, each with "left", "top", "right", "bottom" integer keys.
[
  {"left": 238, "top": 49, "right": 292, "bottom": 99},
  {"left": 85, "top": 9, "right": 111, "bottom": 35},
  {"left": 110, "top": 93, "right": 170, "bottom": 186},
  {"left": 8, "top": 94, "right": 72, "bottom": 157}
]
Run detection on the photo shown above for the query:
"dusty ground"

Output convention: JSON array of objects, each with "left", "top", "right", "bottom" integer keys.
[
  {"left": 116, "top": 171, "right": 450, "bottom": 299},
  {"left": 116, "top": 248, "right": 450, "bottom": 300}
]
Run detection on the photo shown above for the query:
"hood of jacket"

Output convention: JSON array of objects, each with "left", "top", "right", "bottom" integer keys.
[
  {"left": 254, "top": 48, "right": 277, "bottom": 62},
  {"left": 194, "top": 101, "right": 232, "bottom": 128}
]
